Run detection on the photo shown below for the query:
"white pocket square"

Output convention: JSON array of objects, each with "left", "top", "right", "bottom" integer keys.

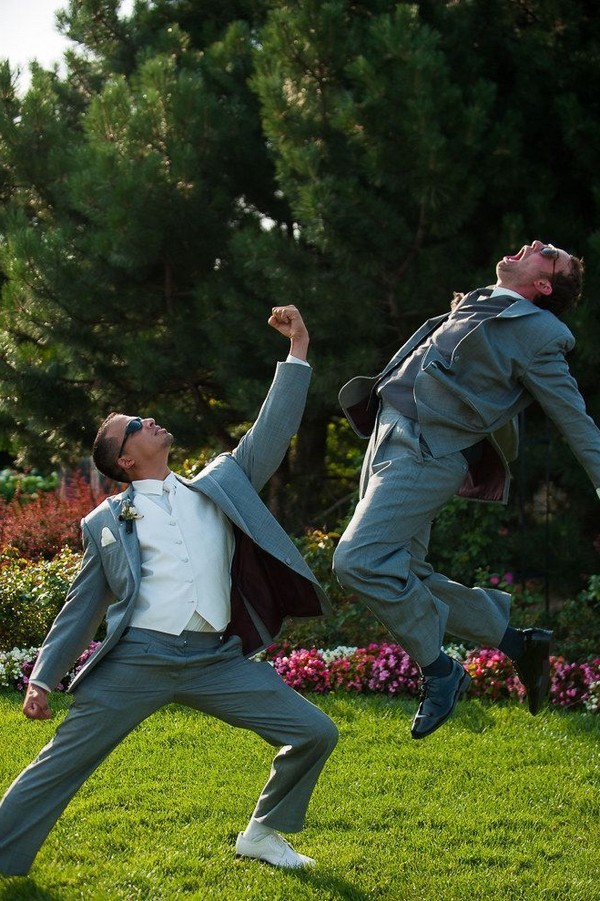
[{"left": 101, "top": 527, "right": 117, "bottom": 547}]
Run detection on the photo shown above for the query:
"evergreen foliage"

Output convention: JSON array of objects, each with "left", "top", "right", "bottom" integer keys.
[{"left": 0, "top": 1, "right": 599, "bottom": 580}]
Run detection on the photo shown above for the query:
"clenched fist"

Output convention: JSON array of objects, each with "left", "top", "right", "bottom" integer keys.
[
  {"left": 23, "top": 683, "right": 52, "bottom": 720},
  {"left": 268, "top": 305, "right": 309, "bottom": 361}
]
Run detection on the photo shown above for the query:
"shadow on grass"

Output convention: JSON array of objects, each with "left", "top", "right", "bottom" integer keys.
[
  {"left": 0, "top": 878, "right": 62, "bottom": 901},
  {"left": 278, "top": 865, "right": 371, "bottom": 900},
  {"left": 323, "top": 690, "right": 600, "bottom": 741},
  {"left": 456, "top": 698, "right": 496, "bottom": 733}
]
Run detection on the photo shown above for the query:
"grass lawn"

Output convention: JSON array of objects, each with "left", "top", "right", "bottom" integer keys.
[{"left": 0, "top": 690, "right": 599, "bottom": 900}]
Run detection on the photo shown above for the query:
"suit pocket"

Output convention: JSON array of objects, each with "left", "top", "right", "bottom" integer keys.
[
  {"left": 102, "top": 542, "right": 121, "bottom": 556},
  {"left": 101, "top": 546, "right": 133, "bottom": 597}
]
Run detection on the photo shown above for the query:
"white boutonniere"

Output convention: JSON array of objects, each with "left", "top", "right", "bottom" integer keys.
[{"left": 118, "top": 498, "right": 143, "bottom": 533}]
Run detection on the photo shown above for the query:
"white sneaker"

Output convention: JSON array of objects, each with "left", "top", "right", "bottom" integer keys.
[{"left": 235, "top": 831, "right": 316, "bottom": 869}]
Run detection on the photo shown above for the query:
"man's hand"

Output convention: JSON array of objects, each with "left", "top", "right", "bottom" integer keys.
[
  {"left": 23, "top": 684, "right": 52, "bottom": 720},
  {"left": 268, "top": 305, "right": 310, "bottom": 361}
]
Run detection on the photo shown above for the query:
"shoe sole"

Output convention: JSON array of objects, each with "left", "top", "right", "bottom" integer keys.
[
  {"left": 235, "top": 852, "right": 314, "bottom": 869},
  {"left": 411, "top": 669, "right": 472, "bottom": 740},
  {"left": 516, "top": 633, "right": 553, "bottom": 716},
  {"left": 533, "top": 657, "right": 550, "bottom": 716}
]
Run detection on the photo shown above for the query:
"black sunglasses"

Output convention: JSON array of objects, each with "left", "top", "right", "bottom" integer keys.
[
  {"left": 540, "top": 245, "right": 559, "bottom": 283},
  {"left": 118, "top": 417, "right": 143, "bottom": 459}
]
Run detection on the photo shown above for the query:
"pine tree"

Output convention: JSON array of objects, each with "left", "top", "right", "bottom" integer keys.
[
  {"left": 2, "top": 0, "right": 600, "bottom": 550},
  {"left": 0, "top": 2, "right": 291, "bottom": 473}
]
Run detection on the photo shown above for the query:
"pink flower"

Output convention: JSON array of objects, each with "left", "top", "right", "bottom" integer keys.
[
  {"left": 465, "top": 647, "right": 524, "bottom": 702},
  {"left": 253, "top": 642, "right": 600, "bottom": 712},
  {"left": 272, "top": 648, "right": 330, "bottom": 693},
  {"left": 549, "top": 656, "right": 600, "bottom": 709},
  {"left": 368, "top": 643, "right": 420, "bottom": 696}
]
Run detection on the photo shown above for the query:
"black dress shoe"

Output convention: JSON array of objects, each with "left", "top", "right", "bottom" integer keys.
[
  {"left": 411, "top": 659, "right": 471, "bottom": 739},
  {"left": 513, "top": 628, "right": 553, "bottom": 715}
]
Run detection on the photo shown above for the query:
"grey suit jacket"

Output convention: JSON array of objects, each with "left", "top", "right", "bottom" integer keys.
[
  {"left": 340, "top": 290, "right": 600, "bottom": 503},
  {"left": 32, "top": 361, "right": 329, "bottom": 692}
]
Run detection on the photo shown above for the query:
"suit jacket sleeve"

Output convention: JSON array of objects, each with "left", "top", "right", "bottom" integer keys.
[
  {"left": 29, "top": 521, "right": 113, "bottom": 690},
  {"left": 231, "top": 360, "right": 312, "bottom": 492},
  {"left": 519, "top": 334, "right": 600, "bottom": 490}
]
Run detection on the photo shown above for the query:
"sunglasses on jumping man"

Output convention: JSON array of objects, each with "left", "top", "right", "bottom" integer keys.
[{"left": 540, "top": 244, "right": 559, "bottom": 283}]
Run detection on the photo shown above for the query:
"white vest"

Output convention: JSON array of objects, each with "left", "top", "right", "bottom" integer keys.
[{"left": 128, "top": 476, "right": 234, "bottom": 634}]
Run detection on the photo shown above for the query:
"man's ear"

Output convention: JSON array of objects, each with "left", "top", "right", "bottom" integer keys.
[
  {"left": 117, "top": 455, "right": 136, "bottom": 475},
  {"left": 533, "top": 278, "right": 553, "bottom": 296}
]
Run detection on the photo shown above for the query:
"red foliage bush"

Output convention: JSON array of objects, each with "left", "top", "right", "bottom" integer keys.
[{"left": 0, "top": 473, "right": 113, "bottom": 559}]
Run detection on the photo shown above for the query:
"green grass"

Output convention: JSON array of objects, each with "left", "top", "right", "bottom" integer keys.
[{"left": 0, "top": 691, "right": 599, "bottom": 900}]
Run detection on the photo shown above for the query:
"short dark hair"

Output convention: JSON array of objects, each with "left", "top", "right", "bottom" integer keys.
[
  {"left": 92, "top": 412, "right": 131, "bottom": 482},
  {"left": 535, "top": 254, "right": 584, "bottom": 317}
]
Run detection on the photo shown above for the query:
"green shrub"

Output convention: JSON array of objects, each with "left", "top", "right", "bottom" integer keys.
[
  {"left": 555, "top": 575, "right": 600, "bottom": 661},
  {"left": 288, "top": 525, "right": 593, "bottom": 654},
  {"left": 0, "top": 468, "right": 58, "bottom": 502},
  {"left": 429, "top": 497, "right": 514, "bottom": 586},
  {"left": 289, "top": 528, "right": 388, "bottom": 648},
  {"left": 473, "top": 567, "right": 550, "bottom": 631},
  {"left": 0, "top": 547, "right": 82, "bottom": 650}
]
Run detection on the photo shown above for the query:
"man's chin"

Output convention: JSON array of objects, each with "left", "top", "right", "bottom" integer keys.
[{"left": 496, "top": 260, "right": 515, "bottom": 281}]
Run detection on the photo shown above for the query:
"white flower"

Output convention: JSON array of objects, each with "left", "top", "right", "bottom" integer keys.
[
  {"left": 584, "top": 680, "right": 600, "bottom": 714},
  {"left": 119, "top": 499, "right": 143, "bottom": 521},
  {"left": 0, "top": 646, "right": 39, "bottom": 688},
  {"left": 319, "top": 646, "right": 358, "bottom": 664},
  {"left": 443, "top": 643, "right": 469, "bottom": 662},
  {"left": 119, "top": 498, "right": 143, "bottom": 532}
]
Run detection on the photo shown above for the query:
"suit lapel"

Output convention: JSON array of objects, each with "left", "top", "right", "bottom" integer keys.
[
  {"left": 177, "top": 472, "right": 245, "bottom": 530},
  {"left": 380, "top": 294, "right": 536, "bottom": 379},
  {"left": 380, "top": 313, "right": 448, "bottom": 378},
  {"left": 496, "top": 297, "right": 540, "bottom": 319},
  {"left": 107, "top": 488, "right": 142, "bottom": 580}
]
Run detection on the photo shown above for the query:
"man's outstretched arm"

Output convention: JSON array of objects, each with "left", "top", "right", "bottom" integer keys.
[{"left": 228, "top": 306, "right": 312, "bottom": 491}]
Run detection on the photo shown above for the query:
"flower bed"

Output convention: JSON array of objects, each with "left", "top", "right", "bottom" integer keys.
[
  {"left": 0, "top": 642, "right": 101, "bottom": 693},
  {"left": 2, "top": 641, "right": 599, "bottom": 713},
  {"left": 262, "top": 641, "right": 600, "bottom": 713}
]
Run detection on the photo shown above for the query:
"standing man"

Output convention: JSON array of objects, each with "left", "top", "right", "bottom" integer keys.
[
  {"left": 0, "top": 306, "right": 338, "bottom": 876},
  {"left": 333, "top": 240, "right": 596, "bottom": 738}
]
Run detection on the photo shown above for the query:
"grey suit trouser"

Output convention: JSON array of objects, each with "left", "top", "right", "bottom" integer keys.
[
  {"left": 333, "top": 405, "right": 511, "bottom": 667},
  {"left": 0, "top": 629, "right": 338, "bottom": 876}
]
